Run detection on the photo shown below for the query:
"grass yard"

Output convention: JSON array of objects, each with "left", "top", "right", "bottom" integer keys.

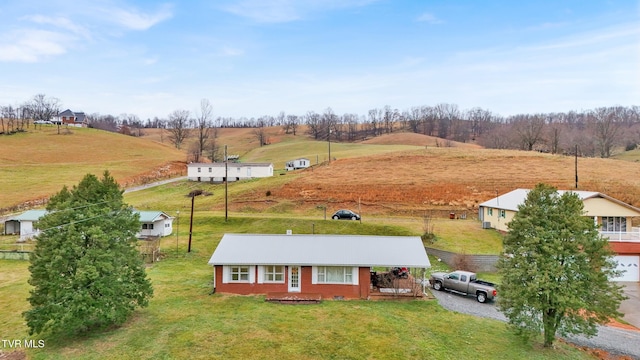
[{"left": 0, "top": 253, "right": 592, "bottom": 359}]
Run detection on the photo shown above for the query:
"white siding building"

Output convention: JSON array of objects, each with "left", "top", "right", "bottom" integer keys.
[
  {"left": 285, "top": 158, "right": 311, "bottom": 171},
  {"left": 4, "top": 209, "right": 174, "bottom": 240},
  {"left": 187, "top": 163, "right": 273, "bottom": 182}
]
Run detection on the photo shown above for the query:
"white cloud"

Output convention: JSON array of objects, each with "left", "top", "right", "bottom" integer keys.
[
  {"left": 23, "top": 14, "right": 89, "bottom": 37},
  {"left": 0, "top": 29, "right": 70, "bottom": 63},
  {"left": 220, "top": 46, "right": 244, "bottom": 57},
  {"left": 417, "top": 12, "right": 443, "bottom": 24},
  {"left": 107, "top": 4, "right": 173, "bottom": 30},
  {"left": 220, "top": 0, "right": 379, "bottom": 23}
]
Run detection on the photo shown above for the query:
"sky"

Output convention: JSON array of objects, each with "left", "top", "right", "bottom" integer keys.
[{"left": 0, "top": 0, "right": 638, "bottom": 120}]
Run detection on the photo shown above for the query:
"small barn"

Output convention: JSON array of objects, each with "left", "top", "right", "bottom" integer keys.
[
  {"left": 208, "top": 233, "right": 431, "bottom": 300},
  {"left": 3, "top": 210, "right": 48, "bottom": 241},
  {"left": 285, "top": 158, "right": 310, "bottom": 171},
  {"left": 187, "top": 162, "right": 273, "bottom": 182}
]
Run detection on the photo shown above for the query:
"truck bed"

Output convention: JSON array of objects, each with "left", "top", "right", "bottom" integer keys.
[{"left": 471, "top": 279, "right": 495, "bottom": 287}]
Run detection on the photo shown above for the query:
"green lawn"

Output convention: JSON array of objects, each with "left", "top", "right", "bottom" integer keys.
[
  {"left": 0, "top": 252, "right": 591, "bottom": 359},
  {"left": 0, "top": 213, "right": 592, "bottom": 359}
]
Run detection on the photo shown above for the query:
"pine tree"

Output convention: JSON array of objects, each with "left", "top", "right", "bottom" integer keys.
[
  {"left": 497, "top": 183, "right": 626, "bottom": 348},
  {"left": 24, "top": 171, "right": 153, "bottom": 336}
]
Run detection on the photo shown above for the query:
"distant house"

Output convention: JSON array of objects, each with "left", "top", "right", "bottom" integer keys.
[
  {"left": 4, "top": 209, "right": 173, "bottom": 241},
  {"left": 208, "top": 233, "right": 431, "bottom": 300},
  {"left": 187, "top": 162, "right": 273, "bottom": 182},
  {"left": 285, "top": 158, "right": 310, "bottom": 171},
  {"left": 479, "top": 188, "right": 640, "bottom": 282},
  {"left": 56, "top": 109, "right": 87, "bottom": 127},
  {"left": 3, "top": 210, "right": 48, "bottom": 241},
  {"left": 136, "top": 211, "right": 174, "bottom": 238}
]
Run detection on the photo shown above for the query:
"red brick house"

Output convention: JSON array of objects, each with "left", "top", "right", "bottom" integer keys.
[
  {"left": 208, "top": 234, "right": 431, "bottom": 300},
  {"left": 57, "top": 109, "right": 87, "bottom": 127}
]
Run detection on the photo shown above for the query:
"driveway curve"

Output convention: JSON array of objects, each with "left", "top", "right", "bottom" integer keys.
[{"left": 430, "top": 288, "right": 640, "bottom": 359}]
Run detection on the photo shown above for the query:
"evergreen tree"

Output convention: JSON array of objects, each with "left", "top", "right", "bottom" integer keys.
[
  {"left": 497, "top": 183, "right": 626, "bottom": 347},
  {"left": 24, "top": 171, "right": 153, "bottom": 336}
]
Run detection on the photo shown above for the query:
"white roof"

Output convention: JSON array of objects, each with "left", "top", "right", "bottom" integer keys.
[
  {"left": 479, "top": 188, "right": 609, "bottom": 211},
  {"left": 188, "top": 162, "right": 272, "bottom": 168},
  {"left": 208, "top": 234, "right": 431, "bottom": 268},
  {"left": 10, "top": 209, "right": 48, "bottom": 221}
]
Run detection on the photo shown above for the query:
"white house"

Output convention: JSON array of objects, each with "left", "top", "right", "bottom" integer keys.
[
  {"left": 187, "top": 162, "right": 273, "bottom": 182},
  {"left": 136, "top": 211, "right": 174, "bottom": 238},
  {"left": 285, "top": 158, "right": 311, "bottom": 171},
  {"left": 4, "top": 209, "right": 174, "bottom": 241}
]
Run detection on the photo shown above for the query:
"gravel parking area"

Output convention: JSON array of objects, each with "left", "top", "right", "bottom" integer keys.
[{"left": 429, "top": 288, "right": 640, "bottom": 359}]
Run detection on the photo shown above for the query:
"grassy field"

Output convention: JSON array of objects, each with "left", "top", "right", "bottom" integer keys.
[
  {"left": 0, "top": 126, "right": 185, "bottom": 212},
  {"left": 0, "top": 213, "right": 592, "bottom": 360},
  {"left": 2, "top": 126, "right": 638, "bottom": 359}
]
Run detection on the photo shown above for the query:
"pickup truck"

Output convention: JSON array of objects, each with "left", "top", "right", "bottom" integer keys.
[{"left": 429, "top": 270, "right": 497, "bottom": 303}]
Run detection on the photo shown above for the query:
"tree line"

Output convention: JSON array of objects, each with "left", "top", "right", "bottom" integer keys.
[{"left": 3, "top": 93, "right": 639, "bottom": 159}]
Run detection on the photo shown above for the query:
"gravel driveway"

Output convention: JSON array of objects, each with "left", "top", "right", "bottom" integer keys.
[{"left": 429, "top": 288, "right": 640, "bottom": 359}]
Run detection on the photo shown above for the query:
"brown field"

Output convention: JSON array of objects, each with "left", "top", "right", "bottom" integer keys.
[
  {"left": 227, "top": 147, "right": 640, "bottom": 217},
  {"left": 361, "top": 132, "right": 482, "bottom": 149},
  {"left": 5, "top": 126, "right": 640, "bottom": 221}
]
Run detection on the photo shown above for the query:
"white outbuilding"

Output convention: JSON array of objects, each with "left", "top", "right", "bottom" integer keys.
[
  {"left": 187, "top": 162, "right": 273, "bottom": 182},
  {"left": 285, "top": 158, "right": 311, "bottom": 171}
]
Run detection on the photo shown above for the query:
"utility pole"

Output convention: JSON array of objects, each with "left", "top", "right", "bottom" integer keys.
[
  {"left": 175, "top": 210, "right": 179, "bottom": 253},
  {"left": 225, "top": 145, "right": 228, "bottom": 222},
  {"left": 328, "top": 128, "right": 331, "bottom": 164},
  {"left": 187, "top": 189, "right": 204, "bottom": 253},
  {"left": 575, "top": 144, "right": 579, "bottom": 189}
]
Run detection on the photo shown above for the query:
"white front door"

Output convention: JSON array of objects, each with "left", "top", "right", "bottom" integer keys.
[{"left": 288, "top": 266, "right": 301, "bottom": 292}]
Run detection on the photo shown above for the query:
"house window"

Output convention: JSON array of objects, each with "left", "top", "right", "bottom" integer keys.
[
  {"left": 316, "top": 266, "right": 353, "bottom": 284},
  {"left": 263, "top": 265, "right": 284, "bottom": 283},
  {"left": 230, "top": 266, "right": 250, "bottom": 282},
  {"left": 601, "top": 217, "right": 627, "bottom": 232},
  {"left": 142, "top": 223, "right": 154, "bottom": 230},
  {"left": 209, "top": 167, "right": 212, "bottom": 172},
  {"left": 487, "top": 208, "right": 493, "bottom": 216},
  {"left": 499, "top": 210, "right": 506, "bottom": 218},
  {"left": 142, "top": 224, "right": 148, "bottom": 229},
  {"left": 197, "top": 167, "right": 201, "bottom": 173}
]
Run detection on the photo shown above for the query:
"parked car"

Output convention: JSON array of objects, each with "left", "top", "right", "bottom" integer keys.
[
  {"left": 429, "top": 270, "right": 497, "bottom": 303},
  {"left": 331, "top": 209, "right": 360, "bottom": 220}
]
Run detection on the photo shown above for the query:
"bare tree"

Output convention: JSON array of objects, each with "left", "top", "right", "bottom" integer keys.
[
  {"left": 253, "top": 116, "right": 269, "bottom": 146},
  {"left": 195, "top": 99, "right": 214, "bottom": 158},
  {"left": 167, "top": 110, "right": 191, "bottom": 149},
  {"left": 285, "top": 114, "right": 299, "bottom": 135},
  {"left": 29, "top": 94, "right": 61, "bottom": 122},
  {"left": 305, "top": 111, "right": 322, "bottom": 139},
  {"left": 590, "top": 107, "right": 621, "bottom": 158},
  {"left": 511, "top": 114, "right": 545, "bottom": 150},
  {"left": 367, "top": 108, "right": 382, "bottom": 137},
  {"left": 382, "top": 105, "right": 398, "bottom": 134}
]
